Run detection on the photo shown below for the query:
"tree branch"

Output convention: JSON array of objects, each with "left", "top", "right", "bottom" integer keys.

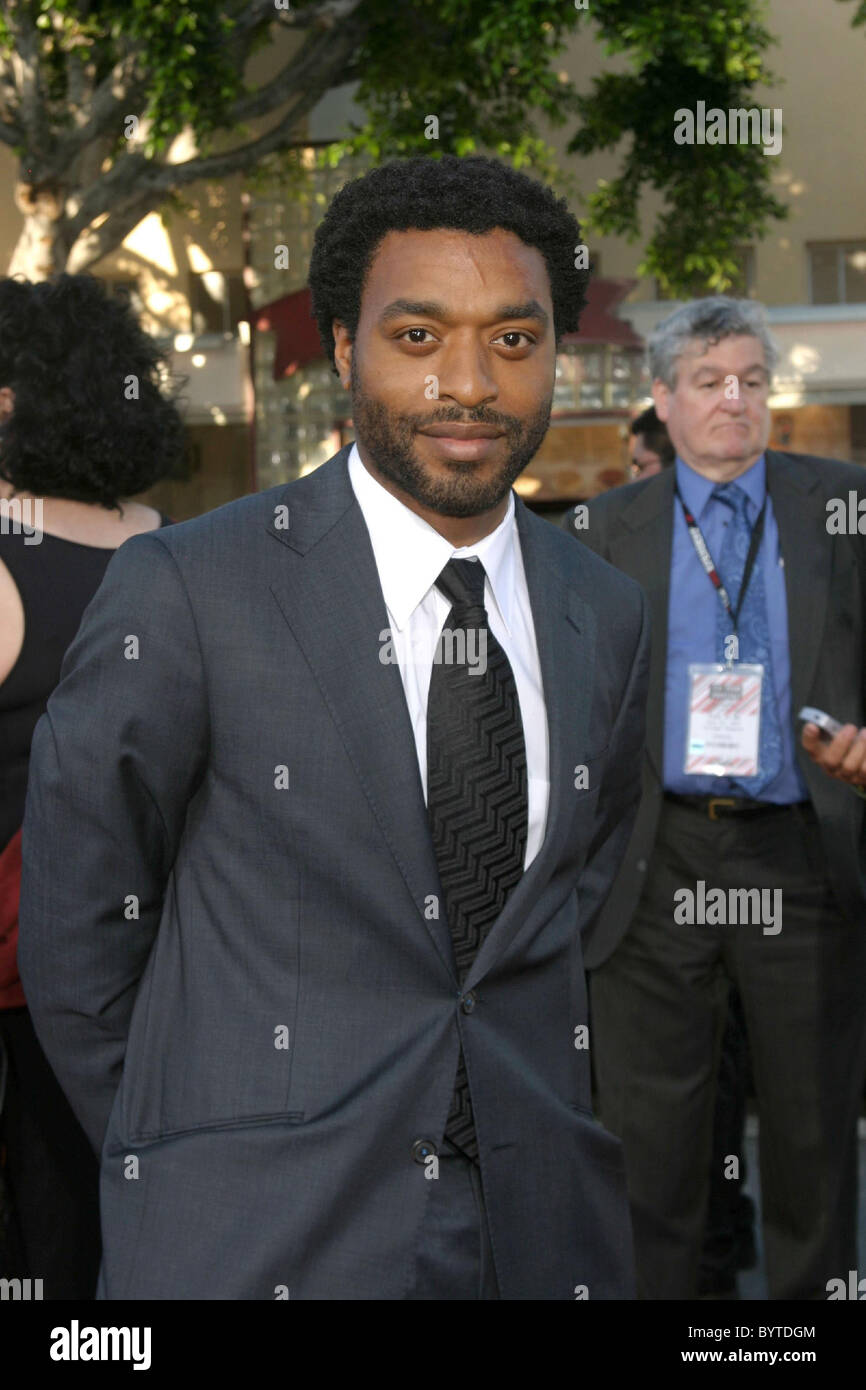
[
  {"left": 39, "top": 46, "right": 150, "bottom": 185},
  {"left": 233, "top": 0, "right": 364, "bottom": 39},
  {"left": 66, "top": 10, "right": 366, "bottom": 248},
  {"left": 65, "top": 189, "right": 167, "bottom": 274},
  {"left": 7, "top": 17, "right": 48, "bottom": 158},
  {"left": 227, "top": 4, "right": 362, "bottom": 125}
]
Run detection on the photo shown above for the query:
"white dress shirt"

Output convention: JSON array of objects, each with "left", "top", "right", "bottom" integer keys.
[{"left": 348, "top": 442, "right": 550, "bottom": 869}]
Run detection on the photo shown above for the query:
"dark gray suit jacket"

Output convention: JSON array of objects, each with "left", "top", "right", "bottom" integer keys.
[
  {"left": 19, "top": 444, "right": 649, "bottom": 1300},
  {"left": 563, "top": 449, "right": 866, "bottom": 970}
]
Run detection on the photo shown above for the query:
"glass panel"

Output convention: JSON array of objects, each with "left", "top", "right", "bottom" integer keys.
[
  {"left": 609, "top": 379, "right": 632, "bottom": 408},
  {"left": 610, "top": 352, "right": 632, "bottom": 381},
  {"left": 809, "top": 245, "right": 840, "bottom": 304},
  {"left": 579, "top": 380, "right": 605, "bottom": 410},
  {"left": 579, "top": 349, "right": 603, "bottom": 380},
  {"left": 553, "top": 353, "right": 579, "bottom": 409},
  {"left": 842, "top": 245, "right": 866, "bottom": 304}
]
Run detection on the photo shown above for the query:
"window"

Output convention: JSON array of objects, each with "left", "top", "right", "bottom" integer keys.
[
  {"left": 188, "top": 270, "right": 247, "bottom": 335},
  {"left": 807, "top": 242, "right": 866, "bottom": 305},
  {"left": 850, "top": 404, "right": 866, "bottom": 465},
  {"left": 553, "top": 346, "right": 647, "bottom": 412}
]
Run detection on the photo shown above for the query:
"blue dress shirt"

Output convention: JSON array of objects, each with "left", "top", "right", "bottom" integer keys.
[{"left": 663, "top": 453, "right": 809, "bottom": 801}]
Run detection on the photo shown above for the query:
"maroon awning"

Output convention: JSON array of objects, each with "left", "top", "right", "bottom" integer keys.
[
  {"left": 252, "top": 276, "right": 642, "bottom": 381},
  {"left": 251, "top": 287, "right": 322, "bottom": 379},
  {"left": 560, "top": 278, "right": 642, "bottom": 349}
]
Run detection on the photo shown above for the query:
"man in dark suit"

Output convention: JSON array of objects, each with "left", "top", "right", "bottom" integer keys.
[
  {"left": 18, "top": 155, "right": 649, "bottom": 1300},
  {"left": 563, "top": 295, "right": 866, "bottom": 1300}
]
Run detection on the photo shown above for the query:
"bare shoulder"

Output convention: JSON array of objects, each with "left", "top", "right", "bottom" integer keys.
[
  {"left": 120, "top": 501, "right": 164, "bottom": 536},
  {"left": 0, "top": 551, "right": 25, "bottom": 685},
  {"left": 35, "top": 497, "right": 164, "bottom": 546}
]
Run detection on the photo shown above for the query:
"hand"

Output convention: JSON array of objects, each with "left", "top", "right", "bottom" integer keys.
[{"left": 801, "top": 722, "right": 866, "bottom": 793}]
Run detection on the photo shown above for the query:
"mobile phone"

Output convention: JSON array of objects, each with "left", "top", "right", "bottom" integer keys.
[{"left": 797, "top": 706, "right": 844, "bottom": 743}]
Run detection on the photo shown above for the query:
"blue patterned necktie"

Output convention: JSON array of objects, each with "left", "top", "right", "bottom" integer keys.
[{"left": 712, "top": 482, "right": 782, "bottom": 796}]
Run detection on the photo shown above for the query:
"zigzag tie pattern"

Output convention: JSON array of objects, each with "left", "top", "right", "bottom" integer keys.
[{"left": 427, "top": 557, "right": 528, "bottom": 1162}]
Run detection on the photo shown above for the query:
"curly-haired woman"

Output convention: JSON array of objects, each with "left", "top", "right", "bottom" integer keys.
[{"left": 0, "top": 272, "right": 186, "bottom": 1297}]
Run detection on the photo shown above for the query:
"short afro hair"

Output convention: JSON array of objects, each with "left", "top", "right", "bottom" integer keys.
[
  {"left": 0, "top": 272, "right": 188, "bottom": 509},
  {"left": 308, "top": 154, "right": 588, "bottom": 373}
]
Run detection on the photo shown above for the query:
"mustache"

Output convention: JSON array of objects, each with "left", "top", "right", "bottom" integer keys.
[{"left": 405, "top": 408, "right": 519, "bottom": 432}]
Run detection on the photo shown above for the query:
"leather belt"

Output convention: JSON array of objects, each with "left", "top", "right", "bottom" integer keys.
[{"left": 663, "top": 792, "right": 810, "bottom": 822}]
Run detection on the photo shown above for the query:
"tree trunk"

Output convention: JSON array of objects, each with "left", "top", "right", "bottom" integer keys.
[{"left": 9, "top": 181, "right": 69, "bottom": 281}]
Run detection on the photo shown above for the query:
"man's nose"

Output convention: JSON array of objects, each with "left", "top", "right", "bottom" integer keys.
[
  {"left": 718, "top": 380, "right": 748, "bottom": 412},
  {"left": 436, "top": 334, "right": 498, "bottom": 407}
]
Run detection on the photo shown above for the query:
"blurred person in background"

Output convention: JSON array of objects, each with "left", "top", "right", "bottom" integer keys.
[
  {"left": 629, "top": 399, "right": 756, "bottom": 1299},
  {"left": 0, "top": 272, "right": 185, "bottom": 1297},
  {"left": 629, "top": 405, "right": 675, "bottom": 480},
  {"left": 562, "top": 296, "right": 866, "bottom": 1300}
]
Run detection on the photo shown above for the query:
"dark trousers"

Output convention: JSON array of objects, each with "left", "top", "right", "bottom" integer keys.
[
  {"left": 590, "top": 798, "right": 866, "bottom": 1300},
  {"left": 407, "top": 1137, "right": 500, "bottom": 1299},
  {"left": 698, "top": 987, "right": 756, "bottom": 1292},
  {"left": 0, "top": 1007, "right": 101, "bottom": 1299}
]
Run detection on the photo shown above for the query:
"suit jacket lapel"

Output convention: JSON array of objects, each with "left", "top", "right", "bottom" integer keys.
[
  {"left": 765, "top": 450, "right": 829, "bottom": 712},
  {"left": 265, "top": 447, "right": 455, "bottom": 982},
  {"left": 606, "top": 469, "right": 675, "bottom": 780}
]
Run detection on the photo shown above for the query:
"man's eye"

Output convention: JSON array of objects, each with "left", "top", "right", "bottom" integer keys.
[
  {"left": 398, "top": 328, "right": 436, "bottom": 344},
  {"left": 494, "top": 331, "right": 533, "bottom": 349}
]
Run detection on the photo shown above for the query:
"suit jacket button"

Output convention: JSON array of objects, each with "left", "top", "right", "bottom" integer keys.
[
  {"left": 412, "top": 1139, "right": 438, "bottom": 1164},
  {"left": 461, "top": 992, "right": 476, "bottom": 1014}
]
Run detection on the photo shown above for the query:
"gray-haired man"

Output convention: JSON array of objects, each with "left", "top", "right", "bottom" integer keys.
[{"left": 563, "top": 296, "right": 866, "bottom": 1300}]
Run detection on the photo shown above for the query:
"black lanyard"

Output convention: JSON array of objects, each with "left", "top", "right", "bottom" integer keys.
[{"left": 675, "top": 486, "right": 767, "bottom": 633}]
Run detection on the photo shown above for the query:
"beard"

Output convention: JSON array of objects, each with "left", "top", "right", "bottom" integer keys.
[{"left": 349, "top": 354, "right": 552, "bottom": 518}]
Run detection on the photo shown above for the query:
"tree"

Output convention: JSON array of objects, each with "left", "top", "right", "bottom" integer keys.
[
  {"left": 568, "top": 1, "right": 790, "bottom": 295},
  {"left": 0, "top": 0, "right": 787, "bottom": 292}
]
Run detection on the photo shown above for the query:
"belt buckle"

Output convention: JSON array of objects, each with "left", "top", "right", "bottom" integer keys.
[{"left": 707, "top": 797, "right": 737, "bottom": 821}]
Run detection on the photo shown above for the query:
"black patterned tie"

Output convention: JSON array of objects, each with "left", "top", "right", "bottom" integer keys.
[{"left": 427, "top": 557, "right": 528, "bottom": 1162}]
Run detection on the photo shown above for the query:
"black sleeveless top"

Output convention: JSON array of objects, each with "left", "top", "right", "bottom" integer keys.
[{"left": 0, "top": 514, "right": 174, "bottom": 854}]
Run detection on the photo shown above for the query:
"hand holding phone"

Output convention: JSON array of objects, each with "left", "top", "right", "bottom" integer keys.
[
  {"left": 797, "top": 706, "right": 844, "bottom": 744},
  {"left": 798, "top": 706, "right": 866, "bottom": 797}
]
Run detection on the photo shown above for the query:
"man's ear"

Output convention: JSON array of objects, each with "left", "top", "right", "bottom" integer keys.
[
  {"left": 651, "top": 379, "right": 669, "bottom": 423},
  {"left": 332, "top": 322, "right": 353, "bottom": 390}
]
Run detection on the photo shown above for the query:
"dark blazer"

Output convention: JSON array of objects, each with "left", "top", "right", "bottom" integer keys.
[
  {"left": 562, "top": 449, "right": 866, "bottom": 970},
  {"left": 18, "top": 445, "right": 650, "bottom": 1300}
]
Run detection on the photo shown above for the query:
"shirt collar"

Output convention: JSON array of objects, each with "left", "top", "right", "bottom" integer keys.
[
  {"left": 347, "top": 442, "right": 518, "bottom": 634},
  {"left": 675, "top": 452, "right": 767, "bottom": 523}
]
